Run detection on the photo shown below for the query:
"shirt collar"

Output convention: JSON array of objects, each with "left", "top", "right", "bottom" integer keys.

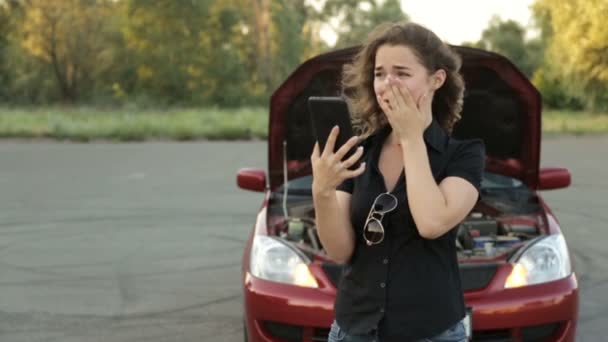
[{"left": 372, "top": 117, "right": 447, "bottom": 153}]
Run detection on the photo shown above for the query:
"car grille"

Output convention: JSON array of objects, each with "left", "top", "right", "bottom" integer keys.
[
  {"left": 312, "top": 328, "right": 330, "bottom": 341},
  {"left": 461, "top": 322, "right": 561, "bottom": 341},
  {"left": 521, "top": 322, "right": 562, "bottom": 341},
  {"left": 472, "top": 329, "right": 512, "bottom": 341},
  {"left": 314, "top": 327, "right": 512, "bottom": 342},
  {"left": 321, "top": 262, "right": 499, "bottom": 291},
  {"left": 261, "top": 321, "right": 302, "bottom": 342},
  {"left": 304, "top": 324, "right": 561, "bottom": 342},
  {"left": 459, "top": 263, "right": 499, "bottom": 291}
]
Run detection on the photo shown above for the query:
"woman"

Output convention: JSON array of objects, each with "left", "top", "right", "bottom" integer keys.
[{"left": 310, "top": 22, "right": 485, "bottom": 342}]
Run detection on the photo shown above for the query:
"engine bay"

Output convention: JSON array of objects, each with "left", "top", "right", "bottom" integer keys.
[{"left": 268, "top": 180, "right": 545, "bottom": 261}]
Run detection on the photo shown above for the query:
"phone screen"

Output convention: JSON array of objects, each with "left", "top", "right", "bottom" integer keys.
[{"left": 307, "top": 96, "right": 360, "bottom": 170}]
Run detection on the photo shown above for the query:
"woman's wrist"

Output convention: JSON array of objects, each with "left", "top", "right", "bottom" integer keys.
[
  {"left": 312, "top": 183, "right": 335, "bottom": 199},
  {"left": 399, "top": 134, "right": 424, "bottom": 149}
]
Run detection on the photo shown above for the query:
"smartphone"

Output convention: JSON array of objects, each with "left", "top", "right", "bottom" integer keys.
[{"left": 307, "top": 96, "right": 360, "bottom": 170}]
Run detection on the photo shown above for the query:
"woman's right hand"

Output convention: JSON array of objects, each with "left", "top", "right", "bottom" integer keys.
[{"left": 310, "top": 126, "right": 366, "bottom": 195}]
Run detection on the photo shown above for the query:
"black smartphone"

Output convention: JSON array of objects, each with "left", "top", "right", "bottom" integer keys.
[{"left": 307, "top": 96, "right": 360, "bottom": 170}]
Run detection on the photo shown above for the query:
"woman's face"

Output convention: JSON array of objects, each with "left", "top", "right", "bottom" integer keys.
[{"left": 373, "top": 44, "right": 444, "bottom": 111}]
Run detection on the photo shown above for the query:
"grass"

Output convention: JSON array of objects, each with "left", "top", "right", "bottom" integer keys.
[
  {"left": 0, "top": 106, "right": 268, "bottom": 142},
  {"left": 0, "top": 107, "right": 606, "bottom": 142},
  {"left": 543, "top": 110, "right": 608, "bottom": 135}
]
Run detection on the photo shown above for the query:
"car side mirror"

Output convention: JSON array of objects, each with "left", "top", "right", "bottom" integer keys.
[
  {"left": 538, "top": 167, "right": 571, "bottom": 190},
  {"left": 237, "top": 168, "right": 267, "bottom": 192}
]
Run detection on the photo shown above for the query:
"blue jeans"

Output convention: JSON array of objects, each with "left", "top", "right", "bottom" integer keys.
[{"left": 328, "top": 320, "right": 467, "bottom": 342}]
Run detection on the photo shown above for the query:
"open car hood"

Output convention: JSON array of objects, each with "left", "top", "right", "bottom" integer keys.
[{"left": 267, "top": 46, "right": 541, "bottom": 190}]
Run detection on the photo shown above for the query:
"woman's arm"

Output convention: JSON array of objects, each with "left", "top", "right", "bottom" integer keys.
[
  {"left": 378, "top": 77, "right": 482, "bottom": 239},
  {"left": 310, "top": 126, "right": 366, "bottom": 263},
  {"left": 400, "top": 137, "right": 479, "bottom": 239},
  {"left": 313, "top": 190, "right": 356, "bottom": 264}
]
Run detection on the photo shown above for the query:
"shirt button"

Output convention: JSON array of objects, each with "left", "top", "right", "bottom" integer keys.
[
  {"left": 380, "top": 282, "right": 386, "bottom": 288},
  {"left": 382, "top": 258, "right": 389, "bottom": 264},
  {"left": 380, "top": 308, "right": 385, "bottom": 313}
]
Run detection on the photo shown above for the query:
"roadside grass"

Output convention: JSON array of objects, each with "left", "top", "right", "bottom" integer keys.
[
  {"left": 542, "top": 110, "right": 608, "bottom": 135},
  {"left": 0, "top": 106, "right": 606, "bottom": 141},
  {"left": 0, "top": 106, "right": 268, "bottom": 142}
]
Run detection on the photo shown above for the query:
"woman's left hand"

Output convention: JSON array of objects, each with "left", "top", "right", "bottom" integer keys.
[{"left": 377, "top": 77, "right": 432, "bottom": 144}]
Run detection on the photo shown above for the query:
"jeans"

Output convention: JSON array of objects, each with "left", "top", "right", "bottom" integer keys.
[{"left": 327, "top": 320, "right": 467, "bottom": 342}]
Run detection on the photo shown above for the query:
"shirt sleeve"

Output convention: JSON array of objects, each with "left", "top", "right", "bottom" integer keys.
[
  {"left": 445, "top": 139, "right": 485, "bottom": 193},
  {"left": 336, "top": 176, "right": 354, "bottom": 194}
]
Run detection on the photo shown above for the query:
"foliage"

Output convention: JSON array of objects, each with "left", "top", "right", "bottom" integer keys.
[
  {"left": 526, "top": 6, "right": 581, "bottom": 110},
  {"left": 532, "top": 0, "right": 608, "bottom": 111},
  {"left": 18, "top": 0, "right": 117, "bottom": 102},
  {"left": 1, "top": 0, "right": 606, "bottom": 112},
  {"left": 532, "top": 67, "right": 584, "bottom": 110},
  {"left": 0, "top": 4, "right": 7, "bottom": 101},
  {"left": 316, "top": 0, "right": 409, "bottom": 48},
  {"left": 474, "top": 16, "right": 541, "bottom": 78}
]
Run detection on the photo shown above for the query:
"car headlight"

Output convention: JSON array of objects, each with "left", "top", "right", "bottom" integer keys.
[
  {"left": 505, "top": 234, "right": 572, "bottom": 288},
  {"left": 250, "top": 235, "right": 318, "bottom": 288}
]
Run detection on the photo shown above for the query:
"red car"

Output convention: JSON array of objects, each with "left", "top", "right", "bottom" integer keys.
[{"left": 237, "top": 46, "right": 578, "bottom": 342}]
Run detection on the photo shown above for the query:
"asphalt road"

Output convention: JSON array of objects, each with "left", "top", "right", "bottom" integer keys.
[{"left": 0, "top": 136, "right": 606, "bottom": 342}]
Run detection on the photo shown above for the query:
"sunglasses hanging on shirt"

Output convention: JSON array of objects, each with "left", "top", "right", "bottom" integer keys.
[{"left": 363, "top": 192, "right": 398, "bottom": 246}]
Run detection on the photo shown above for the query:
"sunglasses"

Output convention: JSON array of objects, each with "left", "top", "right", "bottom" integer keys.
[{"left": 363, "top": 192, "right": 398, "bottom": 246}]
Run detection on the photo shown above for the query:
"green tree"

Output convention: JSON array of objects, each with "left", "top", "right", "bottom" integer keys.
[
  {"left": 268, "top": 1, "right": 317, "bottom": 88},
  {"left": 201, "top": 0, "right": 262, "bottom": 105},
  {"left": 121, "top": 0, "right": 209, "bottom": 104},
  {"left": 533, "top": 0, "right": 608, "bottom": 111},
  {"left": 16, "top": 0, "right": 117, "bottom": 102},
  {"left": 316, "top": 0, "right": 409, "bottom": 48},
  {"left": 528, "top": 5, "right": 582, "bottom": 109},
  {"left": 242, "top": 0, "right": 324, "bottom": 99},
  {"left": 475, "top": 16, "right": 540, "bottom": 77},
  {"left": 0, "top": 0, "right": 339, "bottom": 106},
  {"left": 0, "top": 3, "right": 9, "bottom": 100},
  {"left": 122, "top": 0, "right": 289, "bottom": 106},
  {"left": 0, "top": 0, "right": 61, "bottom": 104}
]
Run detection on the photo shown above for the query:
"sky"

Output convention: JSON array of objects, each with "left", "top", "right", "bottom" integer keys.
[{"left": 320, "top": 0, "right": 537, "bottom": 46}]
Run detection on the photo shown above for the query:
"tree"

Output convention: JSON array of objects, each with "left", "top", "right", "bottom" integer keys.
[
  {"left": 242, "top": 0, "right": 324, "bottom": 99},
  {"left": 528, "top": 5, "right": 582, "bottom": 109},
  {"left": 533, "top": 0, "right": 608, "bottom": 111},
  {"left": 201, "top": 0, "right": 263, "bottom": 105},
  {"left": 0, "top": 0, "right": 60, "bottom": 104},
  {"left": 316, "top": 0, "right": 409, "bottom": 48},
  {"left": 0, "top": 0, "right": 26, "bottom": 101},
  {"left": 0, "top": 3, "right": 9, "bottom": 100},
  {"left": 121, "top": 0, "right": 306, "bottom": 106},
  {"left": 121, "top": 0, "right": 211, "bottom": 104},
  {"left": 17, "top": 0, "right": 117, "bottom": 102},
  {"left": 0, "top": 0, "right": 352, "bottom": 106},
  {"left": 475, "top": 16, "right": 540, "bottom": 77},
  {"left": 268, "top": 1, "right": 317, "bottom": 88}
]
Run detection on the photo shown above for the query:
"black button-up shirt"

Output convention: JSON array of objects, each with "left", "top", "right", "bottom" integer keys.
[{"left": 335, "top": 118, "right": 485, "bottom": 341}]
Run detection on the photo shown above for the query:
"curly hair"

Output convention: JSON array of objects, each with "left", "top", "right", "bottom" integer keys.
[{"left": 342, "top": 21, "right": 465, "bottom": 137}]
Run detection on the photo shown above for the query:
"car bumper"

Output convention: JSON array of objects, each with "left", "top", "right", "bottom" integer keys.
[
  {"left": 243, "top": 267, "right": 578, "bottom": 342},
  {"left": 465, "top": 267, "right": 578, "bottom": 341},
  {"left": 243, "top": 267, "right": 336, "bottom": 342}
]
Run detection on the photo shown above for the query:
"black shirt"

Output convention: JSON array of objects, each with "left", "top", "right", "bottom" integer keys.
[{"left": 335, "top": 118, "right": 485, "bottom": 341}]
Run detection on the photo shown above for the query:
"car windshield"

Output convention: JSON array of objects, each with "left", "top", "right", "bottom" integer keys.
[{"left": 275, "top": 171, "right": 524, "bottom": 196}]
